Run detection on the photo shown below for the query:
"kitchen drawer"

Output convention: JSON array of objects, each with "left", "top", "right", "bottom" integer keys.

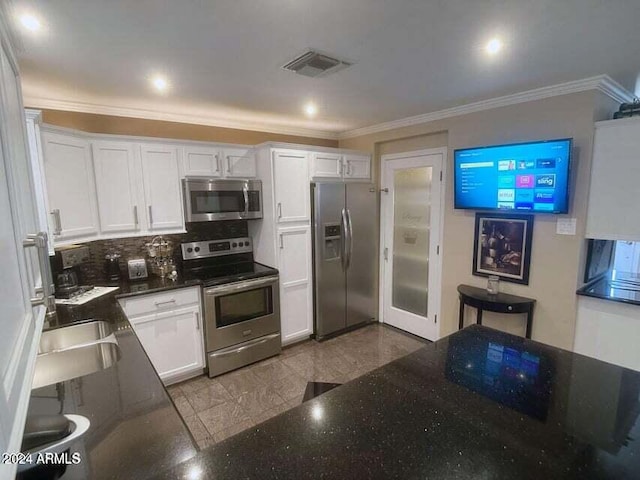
[{"left": 119, "top": 286, "right": 200, "bottom": 318}]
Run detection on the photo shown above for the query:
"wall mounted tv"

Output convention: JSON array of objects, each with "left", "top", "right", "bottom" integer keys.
[{"left": 454, "top": 138, "right": 572, "bottom": 213}]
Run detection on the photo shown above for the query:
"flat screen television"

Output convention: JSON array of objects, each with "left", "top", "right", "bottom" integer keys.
[{"left": 454, "top": 138, "right": 572, "bottom": 213}]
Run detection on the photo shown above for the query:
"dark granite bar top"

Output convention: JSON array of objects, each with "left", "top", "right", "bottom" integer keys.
[
  {"left": 20, "top": 294, "right": 198, "bottom": 480},
  {"left": 577, "top": 272, "right": 640, "bottom": 307},
  {"left": 154, "top": 325, "right": 640, "bottom": 480}
]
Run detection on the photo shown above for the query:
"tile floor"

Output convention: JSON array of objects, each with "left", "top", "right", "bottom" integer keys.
[{"left": 167, "top": 323, "right": 427, "bottom": 449}]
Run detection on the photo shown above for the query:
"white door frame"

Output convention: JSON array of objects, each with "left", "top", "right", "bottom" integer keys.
[{"left": 378, "top": 147, "right": 447, "bottom": 339}]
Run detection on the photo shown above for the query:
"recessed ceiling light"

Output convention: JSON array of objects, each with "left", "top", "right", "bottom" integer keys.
[
  {"left": 150, "top": 75, "right": 169, "bottom": 93},
  {"left": 485, "top": 38, "right": 503, "bottom": 56},
  {"left": 19, "top": 13, "right": 41, "bottom": 32},
  {"left": 304, "top": 102, "right": 318, "bottom": 117}
]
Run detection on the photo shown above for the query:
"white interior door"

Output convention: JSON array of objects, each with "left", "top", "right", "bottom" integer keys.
[{"left": 380, "top": 150, "right": 444, "bottom": 341}]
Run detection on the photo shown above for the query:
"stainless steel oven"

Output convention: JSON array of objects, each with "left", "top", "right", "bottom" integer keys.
[
  {"left": 182, "top": 178, "right": 263, "bottom": 222},
  {"left": 203, "top": 275, "right": 280, "bottom": 377}
]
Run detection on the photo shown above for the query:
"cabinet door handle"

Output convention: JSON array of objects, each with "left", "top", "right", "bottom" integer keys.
[
  {"left": 214, "top": 154, "right": 220, "bottom": 173},
  {"left": 277, "top": 202, "right": 282, "bottom": 219},
  {"left": 133, "top": 205, "right": 139, "bottom": 226},
  {"left": 279, "top": 233, "right": 284, "bottom": 249},
  {"left": 346, "top": 160, "right": 352, "bottom": 176},
  {"left": 148, "top": 205, "right": 154, "bottom": 226},
  {"left": 154, "top": 299, "right": 176, "bottom": 307},
  {"left": 195, "top": 311, "right": 200, "bottom": 330},
  {"left": 23, "top": 232, "right": 54, "bottom": 308},
  {"left": 50, "top": 209, "right": 62, "bottom": 235},
  {"left": 226, "top": 156, "right": 231, "bottom": 174}
]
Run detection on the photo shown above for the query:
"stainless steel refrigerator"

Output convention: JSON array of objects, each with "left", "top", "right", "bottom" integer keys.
[{"left": 312, "top": 182, "right": 378, "bottom": 339}]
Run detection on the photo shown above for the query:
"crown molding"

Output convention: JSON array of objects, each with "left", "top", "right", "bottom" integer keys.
[
  {"left": 23, "top": 96, "right": 341, "bottom": 141},
  {"left": 338, "top": 75, "right": 636, "bottom": 140},
  {"left": 24, "top": 75, "right": 635, "bottom": 143}
]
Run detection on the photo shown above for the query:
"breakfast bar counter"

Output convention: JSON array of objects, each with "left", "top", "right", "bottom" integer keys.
[{"left": 154, "top": 325, "right": 640, "bottom": 480}]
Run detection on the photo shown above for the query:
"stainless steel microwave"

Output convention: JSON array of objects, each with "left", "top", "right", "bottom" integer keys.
[{"left": 182, "top": 178, "right": 263, "bottom": 222}]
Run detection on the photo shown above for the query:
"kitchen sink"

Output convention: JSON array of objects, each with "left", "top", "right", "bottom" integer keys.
[
  {"left": 32, "top": 321, "right": 121, "bottom": 390},
  {"left": 39, "top": 320, "right": 113, "bottom": 354}
]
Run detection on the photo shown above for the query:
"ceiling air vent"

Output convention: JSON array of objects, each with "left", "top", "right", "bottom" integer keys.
[{"left": 282, "top": 49, "right": 352, "bottom": 78}]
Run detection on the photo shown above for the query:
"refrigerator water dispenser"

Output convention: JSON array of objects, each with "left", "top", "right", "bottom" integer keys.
[{"left": 323, "top": 223, "right": 341, "bottom": 260}]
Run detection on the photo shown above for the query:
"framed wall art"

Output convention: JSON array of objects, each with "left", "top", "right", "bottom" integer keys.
[{"left": 473, "top": 213, "right": 534, "bottom": 285}]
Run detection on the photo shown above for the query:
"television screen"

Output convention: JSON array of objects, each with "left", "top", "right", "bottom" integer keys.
[{"left": 454, "top": 138, "right": 572, "bottom": 213}]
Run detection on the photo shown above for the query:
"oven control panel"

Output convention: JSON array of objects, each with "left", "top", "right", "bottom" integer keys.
[{"left": 181, "top": 237, "right": 252, "bottom": 260}]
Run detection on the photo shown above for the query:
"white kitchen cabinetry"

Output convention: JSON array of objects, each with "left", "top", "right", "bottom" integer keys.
[
  {"left": 343, "top": 153, "right": 371, "bottom": 180},
  {"left": 586, "top": 117, "right": 640, "bottom": 241},
  {"left": 310, "top": 152, "right": 343, "bottom": 180},
  {"left": 249, "top": 146, "right": 314, "bottom": 345},
  {"left": 181, "top": 146, "right": 256, "bottom": 178},
  {"left": 118, "top": 287, "right": 204, "bottom": 385},
  {"left": 223, "top": 147, "right": 257, "bottom": 178},
  {"left": 273, "top": 150, "right": 310, "bottom": 223},
  {"left": 182, "top": 146, "right": 222, "bottom": 177},
  {"left": 41, "top": 131, "right": 99, "bottom": 241},
  {"left": 92, "top": 141, "right": 141, "bottom": 234},
  {"left": 1, "top": 27, "right": 52, "bottom": 472},
  {"left": 575, "top": 296, "right": 640, "bottom": 372},
  {"left": 277, "top": 225, "right": 313, "bottom": 343},
  {"left": 140, "top": 144, "right": 185, "bottom": 232},
  {"left": 309, "top": 152, "right": 371, "bottom": 181}
]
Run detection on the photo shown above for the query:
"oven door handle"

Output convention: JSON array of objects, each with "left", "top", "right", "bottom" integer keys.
[
  {"left": 209, "top": 333, "right": 280, "bottom": 358},
  {"left": 204, "top": 276, "right": 279, "bottom": 295}
]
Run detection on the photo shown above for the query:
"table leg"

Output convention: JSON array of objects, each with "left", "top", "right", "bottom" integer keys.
[
  {"left": 525, "top": 308, "right": 533, "bottom": 339},
  {"left": 476, "top": 308, "right": 483, "bottom": 326},
  {"left": 458, "top": 299, "right": 464, "bottom": 330}
]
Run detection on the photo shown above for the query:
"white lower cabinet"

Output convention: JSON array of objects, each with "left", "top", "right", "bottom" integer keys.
[
  {"left": 119, "top": 287, "right": 204, "bottom": 385},
  {"left": 277, "top": 225, "right": 313, "bottom": 344}
]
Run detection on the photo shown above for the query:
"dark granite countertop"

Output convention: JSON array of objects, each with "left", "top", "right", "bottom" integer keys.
[
  {"left": 97, "top": 275, "right": 202, "bottom": 299},
  {"left": 154, "top": 325, "right": 640, "bottom": 480},
  {"left": 577, "top": 272, "right": 640, "bottom": 307},
  {"left": 99, "top": 261, "right": 278, "bottom": 299},
  {"left": 20, "top": 294, "right": 198, "bottom": 480}
]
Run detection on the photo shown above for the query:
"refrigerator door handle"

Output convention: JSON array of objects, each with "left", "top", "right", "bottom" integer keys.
[
  {"left": 340, "top": 208, "right": 348, "bottom": 272},
  {"left": 345, "top": 208, "right": 354, "bottom": 271}
]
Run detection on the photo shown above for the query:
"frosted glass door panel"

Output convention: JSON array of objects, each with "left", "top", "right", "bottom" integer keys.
[{"left": 391, "top": 167, "right": 432, "bottom": 316}]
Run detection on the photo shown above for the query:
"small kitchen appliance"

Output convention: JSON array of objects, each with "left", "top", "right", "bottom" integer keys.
[
  {"left": 53, "top": 245, "right": 91, "bottom": 299},
  {"left": 104, "top": 252, "right": 121, "bottom": 281},
  {"left": 127, "top": 259, "right": 148, "bottom": 280}
]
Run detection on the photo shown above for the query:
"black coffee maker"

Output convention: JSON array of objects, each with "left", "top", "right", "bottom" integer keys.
[
  {"left": 52, "top": 245, "right": 90, "bottom": 299},
  {"left": 104, "top": 253, "right": 121, "bottom": 282}
]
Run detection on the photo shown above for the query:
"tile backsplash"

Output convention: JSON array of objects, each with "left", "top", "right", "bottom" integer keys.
[{"left": 51, "top": 221, "right": 249, "bottom": 284}]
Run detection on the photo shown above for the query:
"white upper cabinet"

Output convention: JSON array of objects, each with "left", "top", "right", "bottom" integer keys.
[
  {"left": 182, "top": 146, "right": 222, "bottom": 177},
  {"left": 41, "top": 131, "right": 99, "bottom": 241},
  {"left": 273, "top": 150, "right": 310, "bottom": 223},
  {"left": 92, "top": 141, "right": 141, "bottom": 234},
  {"left": 309, "top": 151, "right": 371, "bottom": 181},
  {"left": 343, "top": 153, "right": 371, "bottom": 180},
  {"left": 586, "top": 117, "right": 640, "bottom": 241},
  {"left": 140, "top": 144, "right": 184, "bottom": 232},
  {"left": 223, "top": 147, "right": 257, "bottom": 178},
  {"left": 310, "top": 152, "right": 343, "bottom": 180}
]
